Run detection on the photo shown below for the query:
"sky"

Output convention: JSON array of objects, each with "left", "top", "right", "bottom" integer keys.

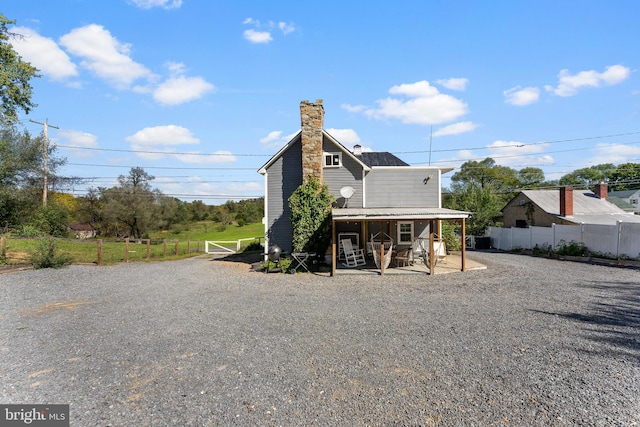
[{"left": 4, "top": 0, "right": 640, "bottom": 203}]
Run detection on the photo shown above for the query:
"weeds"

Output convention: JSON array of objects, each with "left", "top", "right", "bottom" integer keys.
[{"left": 29, "top": 237, "right": 72, "bottom": 269}]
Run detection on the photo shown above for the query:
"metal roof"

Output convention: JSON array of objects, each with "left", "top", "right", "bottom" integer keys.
[
  {"left": 332, "top": 207, "right": 471, "bottom": 221},
  {"left": 520, "top": 189, "right": 640, "bottom": 225},
  {"left": 357, "top": 152, "right": 409, "bottom": 167}
]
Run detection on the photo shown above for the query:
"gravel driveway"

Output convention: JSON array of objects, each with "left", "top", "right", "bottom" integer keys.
[{"left": 1, "top": 252, "right": 638, "bottom": 426}]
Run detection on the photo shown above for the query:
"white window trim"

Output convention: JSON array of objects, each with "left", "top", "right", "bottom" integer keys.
[
  {"left": 397, "top": 221, "right": 414, "bottom": 244},
  {"left": 323, "top": 152, "right": 342, "bottom": 168}
]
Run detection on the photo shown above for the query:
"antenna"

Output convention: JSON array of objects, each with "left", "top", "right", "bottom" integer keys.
[{"left": 339, "top": 186, "right": 355, "bottom": 208}]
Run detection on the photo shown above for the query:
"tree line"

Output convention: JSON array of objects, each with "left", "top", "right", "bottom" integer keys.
[{"left": 444, "top": 158, "right": 640, "bottom": 235}]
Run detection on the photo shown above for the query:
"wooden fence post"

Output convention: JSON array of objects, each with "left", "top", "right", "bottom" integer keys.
[
  {"left": 125, "top": 238, "right": 130, "bottom": 262},
  {"left": 175, "top": 240, "right": 179, "bottom": 255},
  {"left": 187, "top": 240, "right": 191, "bottom": 254},
  {"left": 146, "top": 239, "right": 150, "bottom": 260},
  {"left": 163, "top": 239, "right": 167, "bottom": 257},
  {"left": 1, "top": 236, "right": 6, "bottom": 259},
  {"left": 97, "top": 239, "right": 103, "bottom": 266}
]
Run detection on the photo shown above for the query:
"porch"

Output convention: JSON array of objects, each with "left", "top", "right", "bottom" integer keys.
[
  {"left": 333, "top": 251, "right": 486, "bottom": 275},
  {"left": 330, "top": 207, "right": 472, "bottom": 276}
]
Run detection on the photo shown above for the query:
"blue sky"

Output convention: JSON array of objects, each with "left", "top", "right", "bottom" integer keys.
[{"left": 5, "top": 0, "right": 640, "bottom": 203}]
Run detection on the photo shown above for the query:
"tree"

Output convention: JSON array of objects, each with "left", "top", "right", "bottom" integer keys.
[
  {"left": 559, "top": 164, "right": 616, "bottom": 189},
  {"left": 517, "top": 167, "right": 546, "bottom": 189},
  {"left": 445, "top": 185, "right": 504, "bottom": 236},
  {"left": 450, "top": 158, "right": 519, "bottom": 192},
  {"left": 608, "top": 163, "right": 640, "bottom": 191},
  {"left": 0, "top": 14, "right": 40, "bottom": 123},
  {"left": 288, "top": 176, "right": 335, "bottom": 255},
  {"left": 99, "top": 167, "right": 159, "bottom": 238}
]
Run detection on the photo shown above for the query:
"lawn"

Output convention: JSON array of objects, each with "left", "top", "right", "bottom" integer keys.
[{"left": 1, "top": 222, "right": 264, "bottom": 266}]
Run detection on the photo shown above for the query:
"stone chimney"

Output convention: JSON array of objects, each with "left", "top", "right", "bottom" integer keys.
[
  {"left": 353, "top": 144, "right": 362, "bottom": 156},
  {"left": 300, "top": 99, "right": 324, "bottom": 182},
  {"left": 560, "top": 186, "right": 573, "bottom": 217},
  {"left": 594, "top": 181, "right": 608, "bottom": 200}
]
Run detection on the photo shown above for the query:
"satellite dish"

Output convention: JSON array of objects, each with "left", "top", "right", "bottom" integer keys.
[{"left": 340, "top": 186, "right": 355, "bottom": 207}]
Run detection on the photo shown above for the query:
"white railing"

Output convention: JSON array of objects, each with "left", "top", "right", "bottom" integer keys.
[
  {"left": 205, "top": 237, "right": 262, "bottom": 255},
  {"left": 487, "top": 221, "right": 640, "bottom": 259}
]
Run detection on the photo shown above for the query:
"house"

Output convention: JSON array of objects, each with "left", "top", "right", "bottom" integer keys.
[
  {"left": 502, "top": 183, "right": 640, "bottom": 228},
  {"left": 258, "top": 99, "right": 470, "bottom": 275},
  {"left": 69, "top": 222, "right": 97, "bottom": 239},
  {"left": 609, "top": 188, "right": 640, "bottom": 214}
]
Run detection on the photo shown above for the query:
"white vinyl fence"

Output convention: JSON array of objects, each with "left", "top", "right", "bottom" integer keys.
[{"left": 487, "top": 222, "right": 640, "bottom": 259}]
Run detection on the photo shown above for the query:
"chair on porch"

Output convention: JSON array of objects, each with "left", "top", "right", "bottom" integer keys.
[
  {"left": 340, "top": 239, "right": 366, "bottom": 268},
  {"left": 394, "top": 247, "right": 413, "bottom": 267}
]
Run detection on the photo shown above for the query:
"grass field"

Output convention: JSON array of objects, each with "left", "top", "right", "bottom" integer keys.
[{"left": 1, "top": 222, "right": 264, "bottom": 267}]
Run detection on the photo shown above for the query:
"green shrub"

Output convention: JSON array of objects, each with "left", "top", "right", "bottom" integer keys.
[
  {"left": 16, "top": 224, "right": 44, "bottom": 237},
  {"left": 441, "top": 223, "right": 462, "bottom": 252},
  {"left": 261, "top": 257, "right": 291, "bottom": 272},
  {"left": 556, "top": 240, "right": 588, "bottom": 257},
  {"left": 30, "top": 237, "right": 72, "bottom": 269}
]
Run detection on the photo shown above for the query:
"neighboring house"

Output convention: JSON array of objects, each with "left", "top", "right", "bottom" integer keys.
[
  {"left": 258, "top": 99, "right": 470, "bottom": 275},
  {"left": 502, "top": 183, "right": 640, "bottom": 228},
  {"left": 609, "top": 188, "right": 640, "bottom": 214},
  {"left": 69, "top": 223, "right": 97, "bottom": 239}
]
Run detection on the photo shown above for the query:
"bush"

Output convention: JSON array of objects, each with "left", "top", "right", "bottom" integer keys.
[
  {"left": 30, "top": 237, "right": 72, "bottom": 269},
  {"left": 556, "top": 240, "right": 588, "bottom": 257},
  {"left": 16, "top": 224, "right": 44, "bottom": 237},
  {"left": 441, "top": 223, "right": 462, "bottom": 252}
]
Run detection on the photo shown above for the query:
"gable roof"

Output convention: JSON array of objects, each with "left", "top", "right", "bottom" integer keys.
[
  {"left": 257, "top": 130, "right": 371, "bottom": 175},
  {"left": 515, "top": 189, "right": 640, "bottom": 225},
  {"left": 609, "top": 189, "right": 640, "bottom": 198}
]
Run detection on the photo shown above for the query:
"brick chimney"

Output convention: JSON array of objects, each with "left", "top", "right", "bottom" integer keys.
[
  {"left": 594, "top": 181, "right": 608, "bottom": 200},
  {"left": 560, "top": 186, "right": 573, "bottom": 217},
  {"left": 300, "top": 99, "right": 324, "bottom": 182}
]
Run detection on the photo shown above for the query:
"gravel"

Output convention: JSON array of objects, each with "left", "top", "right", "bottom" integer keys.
[{"left": 1, "top": 251, "right": 639, "bottom": 426}]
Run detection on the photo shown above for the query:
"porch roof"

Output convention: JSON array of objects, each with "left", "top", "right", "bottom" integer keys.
[{"left": 331, "top": 207, "right": 471, "bottom": 221}]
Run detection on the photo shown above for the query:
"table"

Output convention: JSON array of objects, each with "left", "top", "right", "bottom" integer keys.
[{"left": 290, "top": 252, "right": 311, "bottom": 273}]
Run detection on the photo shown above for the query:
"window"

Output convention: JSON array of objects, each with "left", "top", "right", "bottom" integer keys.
[
  {"left": 324, "top": 152, "right": 341, "bottom": 167},
  {"left": 397, "top": 221, "right": 414, "bottom": 244}
]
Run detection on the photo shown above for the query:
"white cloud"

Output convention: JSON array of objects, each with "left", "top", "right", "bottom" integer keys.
[
  {"left": 504, "top": 86, "right": 540, "bottom": 106},
  {"left": 259, "top": 130, "right": 298, "bottom": 148},
  {"left": 59, "top": 24, "right": 153, "bottom": 89},
  {"left": 486, "top": 140, "right": 554, "bottom": 167},
  {"left": 128, "top": 0, "right": 182, "bottom": 9},
  {"left": 243, "top": 29, "right": 273, "bottom": 44},
  {"left": 326, "top": 128, "right": 361, "bottom": 145},
  {"left": 278, "top": 22, "right": 296, "bottom": 34},
  {"left": 432, "top": 121, "right": 477, "bottom": 137},
  {"left": 11, "top": 27, "right": 78, "bottom": 81},
  {"left": 545, "top": 64, "right": 631, "bottom": 97},
  {"left": 153, "top": 75, "right": 215, "bottom": 105},
  {"left": 125, "top": 125, "right": 235, "bottom": 164},
  {"left": 175, "top": 150, "right": 237, "bottom": 165},
  {"left": 242, "top": 17, "right": 295, "bottom": 44},
  {"left": 435, "top": 78, "right": 468, "bottom": 91},
  {"left": 126, "top": 125, "right": 199, "bottom": 160},
  {"left": 341, "top": 104, "right": 367, "bottom": 113},
  {"left": 57, "top": 129, "right": 98, "bottom": 157},
  {"left": 362, "top": 80, "right": 469, "bottom": 125},
  {"left": 588, "top": 143, "right": 640, "bottom": 164}
]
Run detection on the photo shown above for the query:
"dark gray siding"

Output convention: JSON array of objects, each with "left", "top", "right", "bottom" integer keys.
[
  {"left": 265, "top": 140, "right": 302, "bottom": 253},
  {"left": 364, "top": 167, "right": 440, "bottom": 208},
  {"left": 322, "top": 138, "right": 364, "bottom": 208}
]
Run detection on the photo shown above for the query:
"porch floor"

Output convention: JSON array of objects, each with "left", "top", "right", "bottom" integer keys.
[{"left": 334, "top": 252, "right": 486, "bottom": 275}]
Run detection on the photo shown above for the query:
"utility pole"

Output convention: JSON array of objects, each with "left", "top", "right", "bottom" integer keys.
[{"left": 29, "top": 118, "right": 59, "bottom": 207}]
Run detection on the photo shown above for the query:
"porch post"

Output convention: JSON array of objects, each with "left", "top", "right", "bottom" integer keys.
[
  {"left": 461, "top": 218, "right": 466, "bottom": 272},
  {"left": 331, "top": 219, "right": 337, "bottom": 276},
  {"left": 380, "top": 220, "right": 385, "bottom": 276},
  {"left": 429, "top": 219, "right": 435, "bottom": 274}
]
